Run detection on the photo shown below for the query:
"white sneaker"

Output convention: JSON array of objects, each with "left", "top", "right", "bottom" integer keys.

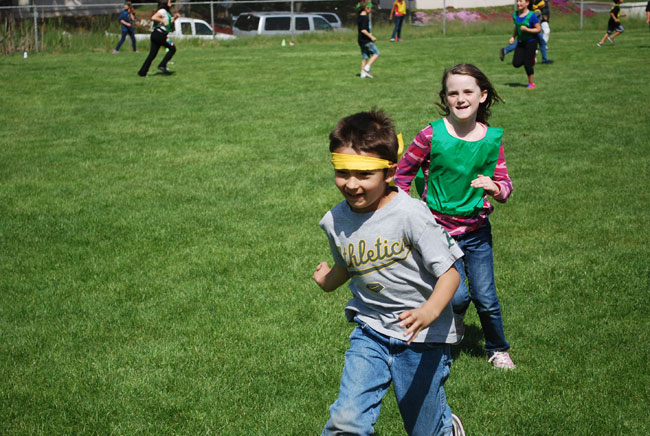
[
  {"left": 364, "top": 70, "right": 374, "bottom": 78},
  {"left": 607, "top": 35, "right": 615, "bottom": 45},
  {"left": 488, "top": 351, "right": 516, "bottom": 370},
  {"left": 360, "top": 70, "right": 367, "bottom": 78},
  {"left": 452, "top": 414, "right": 466, "bottom": 436}
]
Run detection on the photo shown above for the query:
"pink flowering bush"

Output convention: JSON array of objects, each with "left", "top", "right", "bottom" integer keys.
[{"left": 411, "top": 1, "right": 593, "bottom": 25}]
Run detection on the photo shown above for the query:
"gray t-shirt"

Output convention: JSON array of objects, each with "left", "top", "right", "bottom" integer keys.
[{"left": 319, "top": 188, "right": 464, "bottom": 343}]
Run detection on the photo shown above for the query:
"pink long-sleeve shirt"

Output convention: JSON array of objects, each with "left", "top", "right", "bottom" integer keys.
[{"left": 394, "top": 122, "right": 513, "bottom": 236}]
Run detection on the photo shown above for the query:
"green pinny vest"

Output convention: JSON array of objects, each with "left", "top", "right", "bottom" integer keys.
[
  {"left": 514, "top": 11, "right": 536, "bottom": 42},
  {"left": 415, "top": 119, "right": 502, "bottom": 217}
]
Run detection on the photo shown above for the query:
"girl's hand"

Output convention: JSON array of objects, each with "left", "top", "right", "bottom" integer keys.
[
  {"left": 471, "top": 174, "right": 500, "bottom": 196},
  {"left": 509, "top": 36, "right": 515, "bottom": 44},
  {"left": 399, "top": 307, "right": 436, "bottom": 344}
]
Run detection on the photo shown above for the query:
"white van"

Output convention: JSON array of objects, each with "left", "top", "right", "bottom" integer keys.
[
  {"left": 314, "top": 12, "right": 342, "bottom": 28},
  {"left": 232, "top": 12, "right": 333, "bottom": 36},
  {"left": 134, "top": 18, "right": 236, "bottom": 41}
]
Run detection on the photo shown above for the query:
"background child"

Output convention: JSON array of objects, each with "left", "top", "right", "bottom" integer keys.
[
  {"left": 313, "top": 110, "right": 466, "bottom": 436},
  {"left": 394, "top": 64, "right": 516, "bottom": 370},
  {"left": 597, "top": 0, "right": 626, "bottom": 46},
  {"left": 357, "top": 1, "right": 379, "bottom": 78},
  {"left": 137, "top": 0, "right": 180, "bottom": 76},
  {"left": 113, "top": 1, "right": 137, "bottom": 54},
  {"left": 509, "top": 0, "right": 541, "bottom": 89},
  {"left": 531, "top": 0, "right": 553, "bottom": 64},
  {"left": 389, "top": 0, "right": 407, "bottom": 42}
]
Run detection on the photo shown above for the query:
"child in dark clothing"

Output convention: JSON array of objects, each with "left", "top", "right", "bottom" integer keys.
[
  {"left": 357, "top": 1, "right": 379, "bottom": 78},
  {"left": 597, "top": 0, "right": 627, "bottom": 46}
]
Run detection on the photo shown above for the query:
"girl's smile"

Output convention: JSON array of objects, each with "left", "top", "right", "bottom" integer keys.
[{"left": 444, "top": 73, "right": 488, "bottom": 124}]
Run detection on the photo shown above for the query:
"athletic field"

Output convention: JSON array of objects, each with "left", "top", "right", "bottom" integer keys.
[{"left": 2, "top": 24, "right": 649, "bottom": 435}]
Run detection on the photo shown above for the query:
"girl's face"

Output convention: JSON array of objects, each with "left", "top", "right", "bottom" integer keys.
[
  {"left": 167, "top": 0, "right": 172, "bottom": 8},
  {"left": 517, "top": 0, "right": 529, "bottom": 11},
  {"left": 333, "top": 147, "right": 395, "bottom": 214},
  {"left": 444, "top": 73, "right": 488, "bottom": 124}
]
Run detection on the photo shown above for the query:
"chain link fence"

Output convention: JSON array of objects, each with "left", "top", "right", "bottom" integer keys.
[{"left": 0, "top": 0, "right": 355, "bottom": 54}]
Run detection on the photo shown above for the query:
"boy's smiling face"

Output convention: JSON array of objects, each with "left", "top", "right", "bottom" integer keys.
[{"left": 333, "top": 147, "right": 395, "bottom": 214}]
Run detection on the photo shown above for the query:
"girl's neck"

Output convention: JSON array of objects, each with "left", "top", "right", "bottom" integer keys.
[
  {"left": 443, "top": 116, "right": 485, "bottom": 141},
  {"left": 518, "top": 7, "right": 529, "bottom": 16}
]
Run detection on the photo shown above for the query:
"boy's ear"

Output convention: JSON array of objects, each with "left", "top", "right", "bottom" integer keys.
[{"left": 385, "top": 164, "right": 398, "bottom": 184}]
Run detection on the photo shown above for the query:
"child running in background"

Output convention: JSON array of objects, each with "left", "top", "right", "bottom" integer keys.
[
  {"left": 113, "top": 1, "right": 137, "bottom": 53},
  {"left": 389, "top": 0, "right": 407, "bottom": 41},
  {"left": 357, "top": 1, "right": 379, "bottom": 78},
  {"left": 509, "top": 0, "right": 541, "bottom": 89},
  {"left": 314, "top": 110, "right": 467, "bottom": 436},
  {"left": 394, "top": 64, "right": 516, "bottom": 370},
  {"left": 597, "top": 0, "right": 627, "bottom": 46}
]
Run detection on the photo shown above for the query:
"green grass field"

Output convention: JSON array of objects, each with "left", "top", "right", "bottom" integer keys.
[{"left": 1, "top": 20, "right": 649, "bottom": 436}]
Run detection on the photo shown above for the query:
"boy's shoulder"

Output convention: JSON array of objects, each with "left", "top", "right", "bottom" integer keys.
[{"left": 321, "top": 190, "right": 430, "bottom": 225}]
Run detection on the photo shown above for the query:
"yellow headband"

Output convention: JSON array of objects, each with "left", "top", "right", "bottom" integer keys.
[
  {"left": 331, "top": 133, "right": 404, "bottom": 170},
  {"left": 331, "top": 153, "right": 393, "bottom": 170}
]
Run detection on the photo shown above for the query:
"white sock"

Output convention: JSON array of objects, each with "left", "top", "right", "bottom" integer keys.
[{"left": 363, "top": 65, "right": 371, "bottom": 72}]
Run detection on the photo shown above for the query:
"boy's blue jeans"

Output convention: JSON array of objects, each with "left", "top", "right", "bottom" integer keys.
[
  {"left": 451, "top": 220, "right": 510, "bottom": 354},
  {"left": 322, "top": 318, "right": 453, "bottom": 436}
]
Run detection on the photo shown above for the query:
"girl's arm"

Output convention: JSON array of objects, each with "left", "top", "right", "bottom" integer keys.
[
  {"left": 521, "top": 21, "right": 541, "bottom": 34},
  {"left": 398, "top": 265, "right": 460, "bottom": 344},
  {"left": 470, "top": 141, "right": 513, "bottom": 203},
  {"left": 151, "top": 9, "right": 165, "bottom": 24},
  {"left": 313, "top": 262, "right": 350, "bottom": 292},
  {"left": 394, "top": 128, "right": 431, "bottom": 194}
]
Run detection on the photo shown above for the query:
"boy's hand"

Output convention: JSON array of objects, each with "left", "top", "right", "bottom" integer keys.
[
  {"left": 399, "top": 307, "right": 437, "bottom": 344},
  {"left": 398, "top": 266, "right": 460, "bottom": 345},
  {"left": 313, "top": 261, "right": 332, "bottom": 288},
  {"left": 313, "top": 262, "right": 350, "bottom": 292},
  {"left": 471, "top": 174, "right": 499, "bottom": 196}
]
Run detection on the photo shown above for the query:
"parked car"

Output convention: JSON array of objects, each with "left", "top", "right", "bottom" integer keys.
[
  {"left": 134, "top": 17, "right": 236, "bottom": 41},
  {"left": 313, "top": 12, "right": 342, "bottom": 28},
  {"left": 232, "top": 12, "right": 333, "bottom": 36}
]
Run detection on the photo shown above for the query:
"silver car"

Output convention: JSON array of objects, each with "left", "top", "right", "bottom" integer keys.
[{"left": 232, "top": 12, "right": 333, "bottom": 36}]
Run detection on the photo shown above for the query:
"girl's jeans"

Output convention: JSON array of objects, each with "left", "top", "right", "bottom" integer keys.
[
  {"left": 322, "top": 318, "right": 453, "bottom": 436},
  {"left": 115, "top": 27, "right": 136, "bottom": 52},
  {"left": 391, "top": 15, "right": 405, "bottom": 39},
  {"left": 451, "top": 220, "right": 510, "bottom": 354}
]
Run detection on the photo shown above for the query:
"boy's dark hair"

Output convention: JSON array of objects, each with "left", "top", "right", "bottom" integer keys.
[
  {"left": 329, "top": 110, "right": 398, "bottom": 163},
  {"left": 436, "top": 63, "right": 504, "bottom": 126}
]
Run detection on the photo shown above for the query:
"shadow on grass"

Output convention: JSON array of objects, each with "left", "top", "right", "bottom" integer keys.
[
  {"left": 450, "top": 324, "right": 485, "bottom": 359},
  {"left": 504, "top": 82, "right": 528, "bottom": 88}
]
